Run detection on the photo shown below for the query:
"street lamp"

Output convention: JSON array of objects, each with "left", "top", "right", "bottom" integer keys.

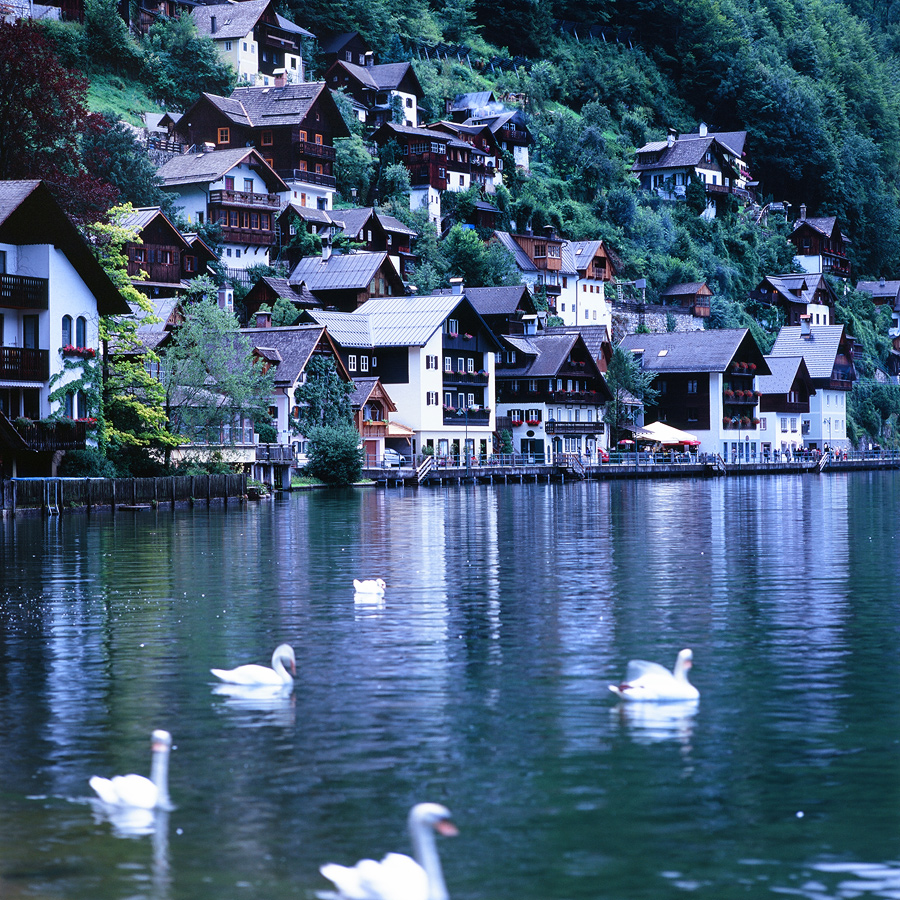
[{"left": 457, "top": 405, "right": 469, "bottom": 478}]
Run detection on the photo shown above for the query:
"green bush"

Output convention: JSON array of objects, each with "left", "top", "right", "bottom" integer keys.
[
  {"left": 58, "top": 448, "right": 118, "bottom": 478},
  {"left": 306, "top": 424, "right": 363, "bottom": 485}
]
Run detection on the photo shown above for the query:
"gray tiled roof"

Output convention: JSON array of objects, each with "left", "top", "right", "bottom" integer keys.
[
  {"left": 492, "top": 231, "right": 537, "bottom": 273},
  {"left": 331, "top": 207, "right": 373, "bottom": 238},
  {"left": 349, "top": 376, "right": 380, "bottom": 407},
  {"left": 542, "top": 324, "right": 611, "bottom": 363},
  {"left": 344, "top": 294, "right": 465, "bottom": 347},
  {"left": 0, "top": 180, "right": 41, "bottom": 226},
  {"left": 239, "top": 325, "right": 328, "bottom": 387},
  {"left": 466, "top": 284, "right": 532, "bottom": 316},
  {"left": 566, "top": 240, "right": 605, "bottom": 274},
  {"left": 156, "top": 148, "right": 287, "bottom": 191},
  {"left": 376, "top": 213, "right": 417, "bottom": 237},
  {"left": 660, "top": 281, "right": 708, "bottom": 296},
  {"left": 758, "top": 356, "right": 810, "bottom": 395},
  {"left": 501, "top": 333, "right": 579, "bottom": 377},
  {"left": 288, "top": 251, "right": 390, "bottom": 291},
  {"left": 792, "top": 216, "right": 838, "bottom": 238},
  {"left": 451, "top": 91, "right": 496, "bottom": 111},
  {"left": 192, "top": 0, "right": 312, "bottom": 40},
  {"left": 286, "top": 203, "right": 336, "bottom": 227},
  {"left": 620, "top": 329, "right": 768, "bottom": 373},
  {"left": 227, "top": 82, "right": 328, "bottom": 128},
  {"left": 303, "top": 310, "right": 375, "bottom": 346},
  {"left": 336, "top": 60, "right": 414, "bottom": 91},
  {"left": 769, "top": 325, "right": 848, "bottom": 379},
  {"left": 678, "top": 129, "right": 747, "bottom": 157},
  {"left": 203, "top": 93, "right": 253, "bottom": 127},
  {"left": 857, "top": 280, "right": 900, "bottom": 302},
  {"left": 374, "top": 122, "right": 452, "bottom": 141}
]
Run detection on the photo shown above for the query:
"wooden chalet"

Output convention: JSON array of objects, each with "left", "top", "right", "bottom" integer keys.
[
  {"left": 789, "top": 206, "right": 851, "bottom": 278},
  {"left": 175, "top": 82, "right": 349, "bottom": 205},
  {"left": 288, "top": 248, "right": 405, "bottom": 310},
  {"left": 659, "top": 281, "right": 713, "bottom": 318},
  {"left": 319, "top": 31, "right": 373, "bottom": 69},
  {"left": 324, "top": 59, "right": 423, "bottom": 127},
  {"left": 464, "top": 284, "right": 538, "bottom": 336},
  {"left": 749, "top": 273, "right": 836, "bottom": 326}
]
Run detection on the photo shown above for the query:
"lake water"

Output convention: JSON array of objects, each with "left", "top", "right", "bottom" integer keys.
[{"left": 1, "top": 474, "right": 899, "bottom": 900}]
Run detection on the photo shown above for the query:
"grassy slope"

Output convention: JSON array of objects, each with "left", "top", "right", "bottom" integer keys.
[{"left": 87, "top": 72, "right": 161, "bottom": 127}]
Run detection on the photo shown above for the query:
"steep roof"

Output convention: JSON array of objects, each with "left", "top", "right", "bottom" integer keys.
[
  {"left": 566, "top": 240, "right": 608, "bottom": 274},
  {"left": 542, "top": 324, "right": 611, "bottom": 366},
  {"left": 678, "top": 129, "right": 747, "bottom": 157},
  {"left": 255, "top": 275, "right": 320, "bottom": 308},
  {"left": 156, "top": 147, "right": 288, "bottom": 192},
  {"left": 491, "top": 231, "right": 538, "bottom": 272},
  {"left": 660, "top": 281, "right": 710, "bottom": 297},
  {"left": 758, "top": 355, "right": 813, "bottom": 395},
  {"left": 332, "top": 60, "right": 421, "bottom": 94},
  {"left": 239, "top": 325, "right": 339, "bottom": 388},
  {"left": 226, "top": 82, "right": 343, "bottom": 130},
  {"left": 192, "top": 0, "right": 313, "bottom": 41},
  {"left": 857, "top": 279, "right": 900, "bottom": 303},
  {"left": 619, "top": 329, "right": 770, "bottom": 374},
  {"left": 0, "top": 180, "right": 128, "bottom": 315},
  {"left": 465, "top": 284, "right": 534, "bottom": 316},
  {"left": 633, "top": 136, "right": 738, "bottom": 176},
  {"left": 118, "top": 207, "right": 191, "bottom": 250},
  {"left": 288, "top": 251, "right": 392, "bottom": 291},
  {"left": 769, "top": 325, "right": 849, "bottom": 378},
  {"left": 451, "top": 91, "right": 497, "bottom": 111}
]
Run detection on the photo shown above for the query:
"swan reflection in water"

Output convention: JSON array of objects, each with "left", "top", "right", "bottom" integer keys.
[
  {"left": 88, "top": 807, "right": 171, "bottom": 900},
  {"left": 211, "top": 681, "right": 297, "bottom": 727},
  {"left": 611, "top": 699, "right": 699, "bottom": 747}
]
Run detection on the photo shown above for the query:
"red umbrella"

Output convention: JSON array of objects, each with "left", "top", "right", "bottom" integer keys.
[{"left": 618, "top": 439, "right": 634, "bottom": 445}]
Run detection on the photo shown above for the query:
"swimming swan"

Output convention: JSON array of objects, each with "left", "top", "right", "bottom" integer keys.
[
  {"left": 609, "top": 648, "right": 699, "bottom": 702},
  {"left": 89, "top": 729, "right": 173, "bottom": 810},
  {"left": 320, "top": 803, "right": 457, "bottom": 900},
  {"left": 353, "top": 579, "right": 386, "bottom": 596},
  {"left": 210, "top": 643, "right": 296, "bottom": 687}
]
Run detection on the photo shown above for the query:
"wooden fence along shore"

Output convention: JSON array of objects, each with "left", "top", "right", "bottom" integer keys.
[
  {"left": 1, "top": 474, "right": 248, "bottom": 515},
  {"left": 3, "top": 451, "right": 899, "bottom": 514}
]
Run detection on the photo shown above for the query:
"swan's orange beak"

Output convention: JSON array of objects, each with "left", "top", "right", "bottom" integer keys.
[{"left": 436, "top": 819, "right": 458, "bottom": 837}]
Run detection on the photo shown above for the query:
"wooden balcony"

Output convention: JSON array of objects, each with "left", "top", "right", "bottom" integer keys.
[
  {"left": 0, "top": 274, "right": 49, "bottom": 310},
  {"left": 208, "top": 189, "right": 281, "bottom": 209},
  {"left": 220, "top": 227, "right": 275, "bottom": 246},
  {"left": 360, "top": 420, "right": 388, "bottom": 438},
  {"left": 14, "top": 419, "right": 91, "bottom": 450},
  {"left": 278, "top": 169, "right": 337, "bottom": 188},
  {"left": 0, "top": 347, "right": 49, "bottom": 381},
  {"left": 295, "top": 140, "right": 336, "bottom": 161},
  {"left": 127, "top": 260, "right": 181, "bottom": 283}
]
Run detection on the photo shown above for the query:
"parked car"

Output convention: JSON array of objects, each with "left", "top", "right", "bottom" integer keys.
[{"left": 382, "top": 448, "right": 407, "bottom": 467}]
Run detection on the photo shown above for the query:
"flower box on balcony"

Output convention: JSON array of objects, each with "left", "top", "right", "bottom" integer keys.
[
  {"left": 723, "top": 416, "right": 731, "bottom": 427},
  {"left": 526, "top": 419, "right": 540, "bottom": 426},
  {"left": 724, "top": 390, "right": 734, "bottom": 398},
  {"left": 448, "top": 332, "right": 458, "bottom": 338},
  {"left": 511, "top": 419, "right": 524, "bottom": 426},
  {"left": 463, "top": 333, "right": 473, "bottom": 340},
  {"left": 61, "top": 345, "right": 96, "bottom": 359}
]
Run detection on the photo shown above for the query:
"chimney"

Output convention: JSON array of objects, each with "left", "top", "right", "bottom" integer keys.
[
  {"left": 365, "top": 51, "right": 374, "bottom": 67},
  {"left": 800, "top": 314, "right": 811, "bottom": 338},
  {"left": 256, "top": 308, "right": 272, "bottom": 328},
  {"left": 321, "top": 237, "right": 332, "bottom": 261},
  {"left": 880, "top": 276, "right": 886, "bottom": 287},
  {"left": 799, "top": 203, "right": 807, "bottom": 221},
  {"left": 449, "top": 277, "right": 464, "bottom": 295},
  {"left": 667, "top": 127, "right": 676, "bottom": 149},
  {"left": 203, "top": 142, "right": 215, "bottom": 152},
  {"left": 699, "top": 122, "right": 708, "bottom": 137},
  {"left": 273, "top": 69, "right": 286, "bottom": 88},
  {"left": 209, "top": 14, "right": 216, "bottom": 32},
  {"left": 543, "top": 224, "right": 557, "bottom": 240}
]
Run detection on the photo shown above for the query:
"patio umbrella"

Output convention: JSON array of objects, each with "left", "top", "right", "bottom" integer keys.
[{"left": 618, "top": 439, "right": 634, "bottom": 445}]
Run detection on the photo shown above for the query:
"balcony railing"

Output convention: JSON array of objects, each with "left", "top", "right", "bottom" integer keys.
[
  {"left": 442, "top": 371, "right": 489, "bottom": 385},
  {"left": 0, "top": 347, "right": 49, "bottom": 381},
  {"left": 208, "top": 189, "right": 281, "bottom": 209},
  {"left": 497, "top": 388, "right": 606, "bottom": 404},
  {"left": 442, "top": 408, "right": 491, "bottom": 425},
  {"left": 295, "top": 140, "right": 336, "bottom": 161},
  {"left": 277, "top": 169, "right": 337, "bottom": 188},
  {"left": 14, "top": 419, "right": 90, "bottom": 450},
  {"left": 545, "top": 420, "right": 603, "bottom": 435},
  {"left": 360, "top": 420, "right": 387, "bottom": 438},
  {"left": 0, "top": 274, "right": 49, "bottom": 310},
  {"left": 220, "top": 227, "right": 275, "bottom": 246},
  {"left": 255, "top": 443, "right": 295, "bottom": 463}
]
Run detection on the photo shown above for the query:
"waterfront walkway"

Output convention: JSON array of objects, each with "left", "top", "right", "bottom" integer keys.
[{"left": 365, "top": 450, "right": 900, "bottom": 486}]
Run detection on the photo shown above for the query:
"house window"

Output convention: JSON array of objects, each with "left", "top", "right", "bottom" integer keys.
[
  {"left": 315, "top": 134, "right": 323, "bottom": 145},
  {"left": 467, "top": 359, "right": 475, "bottom": 373},
  {"left": 447, "top": 318, "right": 459, "bottom": 334},
  {"left": 218, "top": 127, "right": 230, "bottom": 145},
  {"left": 457, "top": 358, "right": 465, "bottom": 373},
  {"left": 64, "top": 391, "right": 74, "bottom": 418},
  {"left": 315, "top": 164, "right": 323, "bottom": 174},
  {"left": 243, "top": 41, "right": 247, "bottom": 51},
  {"left": 348, "top": 355, "right": 357, "bottom": 372},
  {"left": 406, "top": 97, "right": 412, "bottom": 108},
  {"left": 76, "top": 316, "right": 86, "bottom": 347},
  {"left": 225, "top": 176, "right": 235, "bottom": 190},
  {"left": 687, "top": 407, "right": 698, "bottom": 422},
  {"left": 790, "top": 418, "right": 797, "bottom": 432},
  {"left": 260, "top": 213, "right": 270, "bottom": 230},
  {"left": 360, "top": 356, "right": 369, "bottom": 372},
  {"left": 687, "top": 379, "right": 697, "bottom": 393},
  {"left": 224, "top": 41, "right": 232, "bottom": 50},
  {"left": 184, "top": 255, "right": 196, "bottom": 273},
  {"left": 444, "top": 357, "right": 452, "bottom": 372},
  {"left": 658, "top": 379, "right": 667, "bottom": 394},
  {"left": 444, "top": 392, "right": 453, "bottom": 408},
  {"left": 468, "top": 393, "right": 475, "bottom": 408},
  {"left": 299, "top": 130, "right": 307, "bottom": 142},
  {"left": 243, "top": 178, "right": 253, "bottom": 192},
  {"left": 23, "top": 315, "right": 38, "bottom": 349},
  {"left": 62, "top": 315, "right": 72, "bottom": 346}
]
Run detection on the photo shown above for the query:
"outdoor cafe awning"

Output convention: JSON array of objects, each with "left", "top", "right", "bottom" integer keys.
[{"left": 631, "top": 421, "right": 701, "bottom": 446}]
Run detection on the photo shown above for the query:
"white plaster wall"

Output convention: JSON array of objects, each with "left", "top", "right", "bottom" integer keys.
[{"left": 392, "top": 90, "right": 418, "bottom": 127}]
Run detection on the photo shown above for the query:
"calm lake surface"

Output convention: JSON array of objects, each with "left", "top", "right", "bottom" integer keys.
[{"left": 1, "top": 474, "right": 899, "bottom": 900}]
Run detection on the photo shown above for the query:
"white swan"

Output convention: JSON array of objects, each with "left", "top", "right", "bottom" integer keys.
[
  {"left": 354, "top": 578, "right": 386, "bottom": 596},
  {"left": 211, "top": 643, "right": 296, "bottom": 687},
  {"left": 609, "top": 648, "right": 699, "bottom": 702},
  {"left": 89, "top": 729, "right": 173, "bottom": 810},
  {"left": 320, "top": 802, "right": 457, "bottom": 900}
]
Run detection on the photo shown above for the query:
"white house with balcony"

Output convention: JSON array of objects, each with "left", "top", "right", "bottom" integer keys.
[
  {"left": 0, "top": 181, "right": 129, "bottom": 476},
  {"left": 305, "top": 286, "right": 502, "bottom": 462},
  {"left": 157, "top": 147, "right": 288, "bottom": 270}
]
